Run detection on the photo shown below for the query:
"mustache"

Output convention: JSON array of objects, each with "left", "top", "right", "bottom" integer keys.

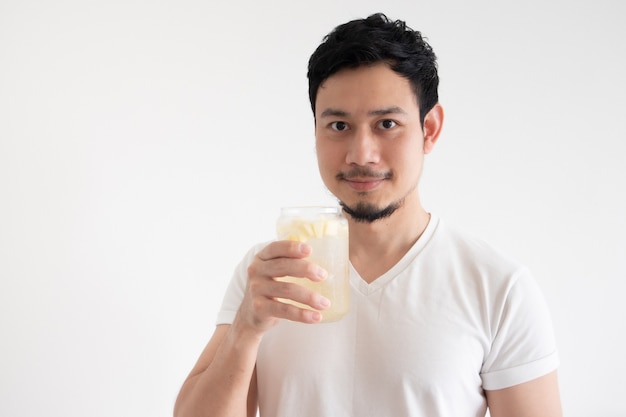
[{"left": 336, "top": 167, "right": 392, "bottom": 181}]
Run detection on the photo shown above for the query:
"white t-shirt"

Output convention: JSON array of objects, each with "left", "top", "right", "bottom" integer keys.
[{"left": 217, "top": 215, "right": 559, "bottom": 417}]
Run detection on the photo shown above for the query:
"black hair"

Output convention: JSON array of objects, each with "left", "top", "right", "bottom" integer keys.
[{"left": 307, "top": 13, "right": 439, "bottom": 124}]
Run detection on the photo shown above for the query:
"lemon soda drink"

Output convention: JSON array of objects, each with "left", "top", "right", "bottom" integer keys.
[{"left": 276, "top": 206, "right": 350, "bottom": 322}]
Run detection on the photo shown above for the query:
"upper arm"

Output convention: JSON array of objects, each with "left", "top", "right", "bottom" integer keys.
[{"left": 486, "top": 370, "right": 562, "bottom": 417}]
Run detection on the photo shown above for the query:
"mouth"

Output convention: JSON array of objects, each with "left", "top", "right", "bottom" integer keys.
[
  {"left": 336, "top": 168, "right": 391, "bottom": 192},
  {"left": 344, "top": 178, "right": 385, "bottom": 192}
]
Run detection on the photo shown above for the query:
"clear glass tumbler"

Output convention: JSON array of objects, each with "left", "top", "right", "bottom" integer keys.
[{"left": 276, "top": 206, "right": 350, "bottom": 322}]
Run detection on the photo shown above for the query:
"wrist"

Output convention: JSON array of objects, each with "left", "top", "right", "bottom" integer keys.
[{"left": 229, "top": 313, "right": 266, "bottom": 350}]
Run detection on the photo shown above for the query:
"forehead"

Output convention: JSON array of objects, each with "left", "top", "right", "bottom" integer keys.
[{"left": 315, "top": 63, "right": 419, "bottom": 117}]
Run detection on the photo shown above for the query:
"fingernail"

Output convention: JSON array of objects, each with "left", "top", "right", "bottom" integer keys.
[
  {"left": 319, "top": 297, "right": 331, "bottom": 308},
  {"left": 299, "top": 243, "right": 311, "bottom": 255},
  {"left": 315, "top": 267, "right": 328, "bottom": 280}
]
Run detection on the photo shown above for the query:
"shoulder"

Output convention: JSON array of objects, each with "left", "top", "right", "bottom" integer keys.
[{"left": 428, "top": 216, "right": 525, "bottom": 278}]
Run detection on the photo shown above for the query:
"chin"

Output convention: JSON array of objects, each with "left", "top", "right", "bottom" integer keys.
[{"left": 339, "top": 199, "right": 402, "bottom": 224}]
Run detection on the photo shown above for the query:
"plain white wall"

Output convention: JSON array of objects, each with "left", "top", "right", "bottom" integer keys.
[{"left": 1, "top": 0, "right": 624, "bottom": 416}]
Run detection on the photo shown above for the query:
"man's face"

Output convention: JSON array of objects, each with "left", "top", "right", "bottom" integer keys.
[{"left": 314, "top": 63, "right": 431, "bottom": 223}]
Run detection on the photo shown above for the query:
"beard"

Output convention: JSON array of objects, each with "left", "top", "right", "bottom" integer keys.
[
  {"left": 339, "top": 199, "right": 404, "bottom": 223},
  {"left": 334, "top": 166, "right": 404, "bottom": 223}
]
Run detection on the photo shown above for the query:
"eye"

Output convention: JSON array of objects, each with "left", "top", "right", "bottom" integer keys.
[
  {"left": 330, "top": 121, "right": 349, "bottom": 131},
  {"left": 378, "top": 119, "right": 397, "bottom": 130}
]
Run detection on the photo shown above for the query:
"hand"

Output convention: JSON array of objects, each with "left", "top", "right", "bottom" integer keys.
[{"left": 236, "top": 240, "right": 330, "bottom": 335}]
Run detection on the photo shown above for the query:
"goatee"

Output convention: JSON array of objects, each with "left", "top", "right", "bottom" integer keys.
[{"left": 340, "top": 200, "right": 403, "bottom": 223}]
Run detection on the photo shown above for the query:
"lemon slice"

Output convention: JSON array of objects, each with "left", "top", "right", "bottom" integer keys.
[{"left": 278, "top": 218, "right": 343, "bottom": 241}]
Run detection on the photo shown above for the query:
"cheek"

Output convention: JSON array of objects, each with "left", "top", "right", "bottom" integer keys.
[
  {"left": 316, "top": 152, "right": 336, "bottom": 179},
  {"left": 316, "top": 142, "right": 341, "bottom": 165},
  {"left": 394, "top": 147, "right": 422, "bottom": 177},
  {"left": 316, "top": 146, "right": 343, "bottom": 185}
]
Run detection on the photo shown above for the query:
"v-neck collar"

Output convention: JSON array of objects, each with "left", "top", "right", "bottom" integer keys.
[{"left": 350, "top": 214, "right": 439, "bottom": 296}]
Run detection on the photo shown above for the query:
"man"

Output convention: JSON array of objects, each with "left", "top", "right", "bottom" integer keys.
[{"left": 174, "top": 13, "right": 562, "bottom": 417}]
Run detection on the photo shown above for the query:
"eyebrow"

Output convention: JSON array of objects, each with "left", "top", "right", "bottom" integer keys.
[{"left": 319, "top": 106, "right": 407, "bottom": 118}]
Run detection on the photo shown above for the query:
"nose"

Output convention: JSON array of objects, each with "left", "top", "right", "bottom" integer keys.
[{"left": 345, "top": 128, "right": 380, "bottom": 166}]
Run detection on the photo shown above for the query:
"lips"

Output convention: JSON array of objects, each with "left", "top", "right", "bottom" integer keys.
[
  {"left": 344, "top": 178, "right": 385, "bottom": 191},
  {"left": 336, "top": 168, "right": 391, "bottom": 192}
]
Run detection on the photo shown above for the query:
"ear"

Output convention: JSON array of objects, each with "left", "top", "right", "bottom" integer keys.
[{"left": 422, "top": 103, "right": 444, "bottom": 154}]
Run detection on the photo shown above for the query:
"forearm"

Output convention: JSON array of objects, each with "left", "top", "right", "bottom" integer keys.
[
  {"left": 174, "top": 240, "right": 324, "bottom": 417},
  {"left": 174, "top": 323, "right": 262, "bottom": 417}
]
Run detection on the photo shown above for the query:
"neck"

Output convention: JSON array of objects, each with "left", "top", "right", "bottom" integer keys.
[{"left": 347, "top": 195, "right": 430, "bottom": 283}]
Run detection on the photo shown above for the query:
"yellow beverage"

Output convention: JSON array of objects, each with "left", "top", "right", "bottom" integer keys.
[{"left": 276, "top": 206, "right": 349, "bottom": 322}]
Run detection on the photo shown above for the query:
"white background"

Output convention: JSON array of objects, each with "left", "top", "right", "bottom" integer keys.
[{"left": 1, "top": 0, "right": 625, "bottom": 416}]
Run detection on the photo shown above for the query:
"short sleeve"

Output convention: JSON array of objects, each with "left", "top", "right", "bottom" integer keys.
[
  {"left": 480, "top": 268, "right": 559, "bottom": 390},
  {"left": 215, "top": 242, "right": 267, "bottom": 325}
]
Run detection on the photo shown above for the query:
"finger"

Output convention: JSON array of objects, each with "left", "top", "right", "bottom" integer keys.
[
  {"left": 272, "top": 258, "right": 328, "bottom": 282},
  {"left": 248, "top": 257, "right": 327, "bottom": 284},
  {"left": 256, "top": 240, "right": 311, "bottom": 261},
  {"left": 270, "top": 280, "right": 331, "bottom": 311},
  {"left": 265, "top": 298, "right": 324, "bottom": 324},
  {"left": 244, "top": 278, "right": 329, "bottom": 326}
]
